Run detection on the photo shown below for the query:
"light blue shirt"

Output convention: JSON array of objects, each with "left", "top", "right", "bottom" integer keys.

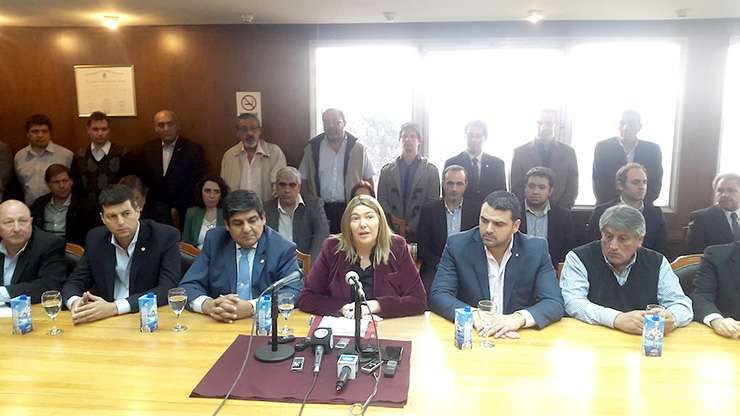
[
  {"left": 190, "top": 241, "right": 259, "bottom": 313},
  {"left": 560, "top": 250, "right": 693, "bottom": 328},
  {"left": 110, "top": 223, "right": 141, "bottom": 315},
  {"left": 525, "top": 200, "right": 549, "bottom": 239},
  {"left": 445, "top": 200, "right": 463, "bottom": 235},
  {"left": 0, "top": 241, "right": 29, "bottom": 303}
]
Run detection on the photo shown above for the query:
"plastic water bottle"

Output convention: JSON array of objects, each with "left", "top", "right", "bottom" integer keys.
[
  {"left": 642, "top": 313, "right": 664, "bottom": 357},
  {"left": 256, "top": 294, "right": 272, "bottom": 336},
  {"left": 454, "top": 306, "right": 473, "bottom": 350},
  {"left": 11, "top": 295, "right": 33, "bottom": 335}
]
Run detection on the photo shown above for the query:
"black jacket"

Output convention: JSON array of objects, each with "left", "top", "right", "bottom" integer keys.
[
  {"left": 264, "top": 194, "right": 330, "bottom": 261},
  {"left": 592, "top": 137, "right": 663, "bottom": 205},
  {"left": 687, "top": 205, "right": 736, "bottom": 255},
  {"left": 520, "top": 203, "right": 575, "bottom": 267},
  {"left": 3, "top": 227, "right": 67, "bottom": 303},
  {"left": 29, "top": 193, "right": 99, "bottom": 246},
  {"left": 691, "top": 242, "right": 740, "bottom": 322},
  {"left": 444, "top": 152, "right": 506, "bottom": 205}
]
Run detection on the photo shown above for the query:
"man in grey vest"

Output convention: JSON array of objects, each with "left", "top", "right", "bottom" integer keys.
[{"left": 560, "top": 205, "right": 692, "bottom": 334}]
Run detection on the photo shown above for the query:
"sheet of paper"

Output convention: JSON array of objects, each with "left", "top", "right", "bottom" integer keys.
[
  {"left": 318, "top": 315, "right": 381, "bottom": 337},
  {"left": 0, "top": 305, "right": 12, "bottom": 318}
]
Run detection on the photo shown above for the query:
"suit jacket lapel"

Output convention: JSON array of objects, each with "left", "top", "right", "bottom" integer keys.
[
  {"left": 409, "top": 158, "right": 426, "bottom": 193},
  {"left": 102, "top": 235, "right": 117, "bottom": 299},
  {"left": 711, "top": 206, "right": 735, "bottom": 242},
  {"left": 129, "top": 222, "right": 151, "bottom": 291},
  {"left": 10, "top": 245, "right": 31, "bottom": 285},
  {"left": 266, "top": 201, "right": 279, "bottom": 230},
  {"left": 251, "top": 232, "right": 268, "bottom": 294},
  {"left": 503, "top": 233, "right": 522, "bottom": 310},
  {"left": 439, "top": 200, "right": 448, "bottom": 240},
  {"left": 730, "top": 243, "right": 740, "bottom": 296},
  {"left": 470, "top": 231, "right": 490, "bottom": 300}
]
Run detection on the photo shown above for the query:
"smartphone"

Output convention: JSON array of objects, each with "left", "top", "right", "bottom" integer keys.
[
  {"left": 290, "top": 356, "right": 305, "bottom": 372},
  {"left": 382, "top": 346, "right": 403, "bottom": 362},
  {"left": 360, "top": 358, "right": 382, "bottom": 374},
  {"left": 335, "top": 337, "right": 351, "bottom": 349}
]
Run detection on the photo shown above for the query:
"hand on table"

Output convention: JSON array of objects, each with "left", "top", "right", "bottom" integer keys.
[{"left": 71, "top": 292, "right": 118, "bottom": 324}]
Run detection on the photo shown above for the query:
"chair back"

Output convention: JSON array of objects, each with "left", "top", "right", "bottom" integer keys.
[
  {"left": 65, "top": 243, "right": 85, "bottom": 274},
  {"left": 556, "top": 262, "right": 564, "bottom": 280},
  {"left": 179, "top": 242, "right": 200, "bottom": 276},
  {"left": 671, "top": 254, "right": 702, "bottom": 295},
  {"left": 296, "top": 250, "right": 312, "bottom": 275},
  {"left": 390, "top": 215, "right": 407, "bottom": 238}
]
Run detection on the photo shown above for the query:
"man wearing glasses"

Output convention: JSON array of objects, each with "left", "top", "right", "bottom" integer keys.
[
  {"left": 264, "top": 167, "right": 329, "bottom": 261},
  {"left": 221, "top": 113, "right": 287, "bottom": 203},
  {"left": 0, "top": 200, "right": 66, "bottom": 304}
]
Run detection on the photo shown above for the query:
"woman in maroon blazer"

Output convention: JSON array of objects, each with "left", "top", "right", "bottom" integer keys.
[{"left": 297, "top": 195, "right": 426, "bottom": 318}]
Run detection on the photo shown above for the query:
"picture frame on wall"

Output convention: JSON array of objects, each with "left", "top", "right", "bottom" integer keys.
[{"left": 74, "top": 65, "right": 137, "bottom": 117}]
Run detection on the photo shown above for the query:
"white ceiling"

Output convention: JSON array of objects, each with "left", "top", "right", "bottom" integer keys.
[{"left": 1, "top": 0, "right": 739, "bottom": 27}]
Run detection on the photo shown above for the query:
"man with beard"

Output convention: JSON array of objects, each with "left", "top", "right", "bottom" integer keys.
[{"left": 687, "top": 173, "right": 740, "bottom": 254}]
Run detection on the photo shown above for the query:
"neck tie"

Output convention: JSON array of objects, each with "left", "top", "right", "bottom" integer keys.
[
  {"left": 237, "top": 248, "right": 253, "bottom": 300},
  {"left": 731, "top": 213, "right": 740, "bottom": 241},
  {"left": 470, "top": 157, "right": 480, "bottom": 189}
]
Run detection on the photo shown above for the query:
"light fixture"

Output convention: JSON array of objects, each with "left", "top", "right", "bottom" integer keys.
[
  {"left": 675, "top": 8, "right": 690, "bottom": 18},
  {"left": 102, "top": 15, "right": 119, "bottom": 30},
  {"left": 383, "top": 11, "right": 397, "bottom": 23},
  {"left": 241, "top": 13, "right": 255, "bottom": 23},
  {"left": 526, "top": 10, "right": 543, "bottom": 24}
]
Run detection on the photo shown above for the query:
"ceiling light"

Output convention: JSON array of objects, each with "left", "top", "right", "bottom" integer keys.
[
  {"left": 102, "top": 15, "right": 119, "bottom": 30},
  {"left": 383, "top": 11, "right": 397, "bottom": 23},
  {"left": 241, "top": 13, "right": 255, "bottom": 23},
  {"left": 675, "top": 8, "right": 690, "bottom": 18},
  {"left": 526, "top": 10, "right": 543, "bottom": 24}
]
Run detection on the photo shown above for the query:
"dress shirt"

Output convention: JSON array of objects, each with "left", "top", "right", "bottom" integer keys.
[
  {"left": 619, "top": 196, "right": 645, "bottom": 212},
  {"left": 190, "top": 241, "right": 259, "bottom": 313},
  {"left": 90, "top": 141, "right": 111, "bottom": 162},
  {"left": 525, "top": 200, "right": 550, "bottom": 239},
  {"left": 560, "top": 251, "right": 693, "bottom": 328},
  {"left": 485, "top": 238, "right": 535, "bottom": 327},
  {"left": 618, "top": 138, "right": 638, "bottom": 163},
  {"left": 445, "top": 200, "right": 463, "bottom": 235},
  {"left": 161, "top": 138, "right": 177, "bottom": 175},
  {"left": 277, "top": 195, "right": 305, "bottom": 242},
  {"left": 238, "top": 141, "right": 266, "bottom": 192},
  {"left": 196, "top": 215, "right": 217, "bottom": 249},
  {"left": 43, "top": 195, "right": 71, "bottom": 235},
  {"left": 722, "top": 208, "right": 740, "bottom": 233},
  {"left": 466, "top": 151, "right": 482, "bottom": 178},
  {"left": 0, "top": 241, "right": 29, "bottom": 302},
  {"left": 15, "top": 142, "right": 73, "bottom": 205}
]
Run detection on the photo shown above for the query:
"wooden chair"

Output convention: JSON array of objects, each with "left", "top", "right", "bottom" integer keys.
[
  {"left": 65, "top": 243, "right": 85, "bottom": 274},
  {"left": 296, "top": 250, "right": 312, "bottom": 275},
  {"left": 671, "top": 254, "right": 702, "bottom": 295},
  {"left": 390, "top": 215, "right": 407, "bottom": 238},
  {"left": 179, "top": 242, "right": 200, "bottom": 276}
]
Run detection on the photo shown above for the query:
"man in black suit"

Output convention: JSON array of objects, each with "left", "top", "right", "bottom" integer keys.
[
  {"left": 519, "top": 167, "right": 575, "bottom": 267},
  {"left": 0, "top": 200, "right": 66, "bottom": 304},
  {"left": 690, "top": 242, "right": 740, "bottom": 338},
  {"left": 687, "top": 173, "right": 740, "bottom": 254},
  {"left": 587, "top": 163, "right": 667, "bottom": 255},
  {"left": 29, "top": 164, "right": 97, "bottom": 246},
  {"left": 264, "top": 166, "right": 329, "bottom": 261},
  {"left": 592, "top": 110, "right": 663, "bottom": 205},
  {"left": 417, "top": 165, "right": 478, "bottom": 294},
  {"left": 62, "top": 184, "right": 181, "bottom": 324},
  {"left": 444, "top": 120, "right": 506, "bottom": 207},
  {"left": 137, "top": 110, "right": 206, "bottom": 228}
]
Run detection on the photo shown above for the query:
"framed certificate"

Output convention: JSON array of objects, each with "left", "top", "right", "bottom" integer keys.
[{"left": 74, "top": 65, "right": 137, "bottom": 117}]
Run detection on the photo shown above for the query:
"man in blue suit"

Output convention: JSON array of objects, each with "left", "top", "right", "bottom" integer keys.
[
  {"left": 430, "top": 191, "right": 564, "bottom": 338},
  {"left": 180, "top": 190, "right": 300, "bottom": 323}
]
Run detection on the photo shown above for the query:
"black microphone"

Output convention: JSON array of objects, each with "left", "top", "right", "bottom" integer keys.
[
  {"left": 262, "top": 270, "right": 303, "bottom": 294},
  {"left": 344, "top": 271, "right": 366, "bottom": 300},
  {"left": 309, "top": 327, "right": 333, "bottom": 374}
]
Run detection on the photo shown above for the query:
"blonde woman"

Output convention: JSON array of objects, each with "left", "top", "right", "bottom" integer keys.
[{"left": 297, "top": 195, "right": 426, "bottom": 318}]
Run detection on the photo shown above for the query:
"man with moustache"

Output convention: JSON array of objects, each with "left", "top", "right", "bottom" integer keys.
[{"left": 687, "top": 173, "right": 740, "bottom": 254}]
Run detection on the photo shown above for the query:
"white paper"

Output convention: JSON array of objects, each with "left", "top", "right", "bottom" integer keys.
[
  {"left": 0, "top": 305, "right": 12, "bottom": 318},
  {"left": 319, "top": 315, "right": 382, "bottom": 337}
]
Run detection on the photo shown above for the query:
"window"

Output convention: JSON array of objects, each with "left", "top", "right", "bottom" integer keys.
[{"left": 719, "top": 42, "right": 740, "bottom": 175}]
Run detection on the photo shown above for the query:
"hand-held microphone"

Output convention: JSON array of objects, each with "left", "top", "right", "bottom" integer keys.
[
  {"left": 309, "top": 327, "right": 333, "bottom": 374},
  {"left": 344, "top": 271, "right": 366, "bottom": 300},
  {"left": 263, "top": 270, "right": 303, "bottom": 293},
  {"left": 336, "top": 354, "right": 359, "bottom": 392}
]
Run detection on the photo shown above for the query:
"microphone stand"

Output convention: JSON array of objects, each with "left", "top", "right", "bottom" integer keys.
[
  {"left": 254, "top": 286, "right": 295, "bottom": 363},
  {"left": 351, "top": 285, "right": 378, "bottom": 363}
]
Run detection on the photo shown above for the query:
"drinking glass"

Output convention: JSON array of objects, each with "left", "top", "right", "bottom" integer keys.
[
  {"left": 41, "top": 290, "right": 62, "bottom": 336},
  {"left": 277, "top": 292, "right": 296, "bottom": 336},
  {"left": 477, "top": 300, "right": 495, "bottom": 348},
  {"left": 168, "top": 288, "right": 188, "bottom": 332}
]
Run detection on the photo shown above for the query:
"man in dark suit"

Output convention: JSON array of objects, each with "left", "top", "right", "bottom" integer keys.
[
  {"left": 30, "top": 164, "right": 97, "bottom": 246},
  {"left": 444, "top": 120, "right": 506, "bottom": 207},
  {"left": 687, "top": 173, "right": 740, "bottom": 254},
  {"left": 264, "top": 167, "right": 329, "bottom": 261},
  {"left": 180, "top": 190, "right": 300, "bottom": 322},
  {"left": 690, "top": 242, "right": 740, "bottom": 338},
  {"left": 592, "top": 110, "right": 663, "bottom": 205},
  {"left": 587, "top": 163, "right": 667, "bottom": 255},
  {"left": 417, "top": 165, "right": 478, "bottom": 294},
  {"left": 430, "top": 191, "right": 564, "bottom": 338},
  {"left": 511, "top": 109, "right": 579, "bottom": 209},
  {"left": 0, "top": 200, "right": 66, "bottom": 304},
  {"left": 519, "top": 167, "right": 575, "bottom": 267},
  {"left": 137, "top": 110, "right": 206, "bottom": 228},
  {"left": 62, "top": 185, "right": 181, "bottom": 324}
]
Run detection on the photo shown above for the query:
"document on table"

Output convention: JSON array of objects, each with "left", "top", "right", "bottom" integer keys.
[{"left": 318, "top": 315, "right": 382, "bottom": 337}]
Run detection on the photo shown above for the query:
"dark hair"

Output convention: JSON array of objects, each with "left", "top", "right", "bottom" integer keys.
[
  {"left": 237, "top": 113, "right": 261, "bottom": 128},
  {"left": 615, "top": 162, "right": 648, "bottom": 187},
  {"left": 99, "top": 184, "right": 137, "bottom": 212},
  {"left": 222, "top": 190, "right": 264, "bottom": 223},
  {"left": 398, "top": 122, "right": 423, "bottom": 142},
  {"left": 483, "top": 191, "right": 522, "bottom": 222},
  {"left": 44, "top": 164, "right": 71, "bottom": 183},
  {"left": 195, "top": 175, "right": 230, "bottom": 208},
  {"left": 464, "top": 120, "right": 487, "bottom": 138},
  {"left": 350, "top": 181, "right": 376, "bottom": 198},
  {"left": 442, "top": 164, "right": 468, "bottom": 182},
  {"left": 86, "top": 111, "right": 110, "bottom": 127},
  {"left": 118, "top": 175, "right": 148, "bottom": 197},
  {"left": 525, "top": 166, "right": 556, "bottom": 189},
  {"left": 25, "top": 114, "right": 52, "bottom": 132}
]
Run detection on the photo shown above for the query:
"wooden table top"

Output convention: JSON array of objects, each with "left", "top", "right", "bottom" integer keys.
[{"left": 0, "top": 305, "right": 737, "bottom": 415}]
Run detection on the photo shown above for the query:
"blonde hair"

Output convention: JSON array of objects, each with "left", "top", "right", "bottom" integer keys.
[{"left": 333, "top": 195, "right": 394, "bottom": 266}]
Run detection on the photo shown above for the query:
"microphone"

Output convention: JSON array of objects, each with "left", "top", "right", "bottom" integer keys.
[
  {"left": 309, "top": 327, "right": 333, "bottom": 374},
  {"left": 344, "top": 271, "right": 366, "bottom": 300},
  {"left": 262, "top": 270, "right": 303, "bottom": 294},
  {"left": 336, "top": 354, "right": 359, "bottom": 392}
]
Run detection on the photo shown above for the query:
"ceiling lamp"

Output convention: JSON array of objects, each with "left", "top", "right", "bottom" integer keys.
[
  {"left": 102, "top": 15, "right": 120, "bottom": 30},
  {"left": 526, "top": 10, "right": 543, "bottom": 24}
]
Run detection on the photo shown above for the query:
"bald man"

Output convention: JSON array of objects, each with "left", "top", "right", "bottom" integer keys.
[
  {"left": 136, "top": 110, "right": 206, "bottom": 228},
  {"left": 0, "top": 200, "right": 67, "bottom": 304}
]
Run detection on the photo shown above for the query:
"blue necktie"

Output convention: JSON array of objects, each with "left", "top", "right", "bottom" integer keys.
[{"left": 237, "top": 248, "right": 253, "bottom": 300}]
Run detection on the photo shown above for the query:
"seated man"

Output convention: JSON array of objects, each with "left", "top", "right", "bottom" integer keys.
[
  {"left": 264, "top": 166, "right": 329, "bottom": 261},
  {"left": 180, "top": 190, "right": 300, "bottom": 323},
  {"left": 29, "top": 164, "right": 97, "bottom": 246},
  {"left": 561, "top": 205, "right": 692, "bottom": 334},
  {"left": 430, "top": 191, "right": 564, "bottom": 338},
  {"left": 62, "top": 185, "right": 181, "bottom": 324},
  {"left": 0, "top": 200, "right": 66, "bottom": 303},
  {"left": 690, "top": 242, "right": 740, "bottom": 338},
  {"left": 687, "top": 173, "right": 740, "bottom": 254}
]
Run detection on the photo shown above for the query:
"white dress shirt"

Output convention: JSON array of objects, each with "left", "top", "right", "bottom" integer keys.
[
  {"left": 0, "top": 241, "right": 30, "bottom": 303},
  {"left": 485, "top": 238, "right": 536, "bottom": 327},
  {"left": 162, "top": 138, "right": 177, "bottom": 175},
  {"left": 90, "top": 141, "right": 111, "bottom": 162},
  {"left": 277, "top": 195, "right": 305, "bottom": 242},
  {"left": 238, "top": 142, "right": 266, "bottom": 192}
]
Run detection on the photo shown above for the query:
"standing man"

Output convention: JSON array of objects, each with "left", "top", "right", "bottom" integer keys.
[
  {"left": 221, "top": 113, "right": 286, "bottom": 204},
  {"left": 14, "top": 114, "right": 73, "bottom": 205},
  {"left": 519, "top": 167, "right": 575, "bottom": 268},
  {"left": 417, "top": 165, "right": 478, "bottom": 294},
  {"left": 687, "top": 173, "right": 740, "bottom": 254},
  {"left": 587, "top": 163, "right": 667, "bottom": 255},
  {"left": 299, "top": 108, "right": 376, "bottom": 233},
  {"left": 264, "top": 167, "right": 329, "bottom": 261},
  {"left": 72, "top": 111, "right": 131, "bottom": 201},
  {"left": 139, "top": 110, "right": 206, "bottom": 228},
  {"left": 510, "top": 109, "right": 578, "bottom": 209},
  {"left": 592, "top": 110, "right": 663, "bottom": 205},
  {"left": 377, "top": 122, "right": 440, "bottom": 242},
  {"left": 444, "top": 120, "right": 506, "bottom": 210}
]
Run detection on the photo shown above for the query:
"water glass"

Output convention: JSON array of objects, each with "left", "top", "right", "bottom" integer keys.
[
  {"left": 168, "top": 288, "right": 188, "bottom": 332},
  {"left": 477, "top": 300, "right": 495, "bottom": 348},
  {"left": 277, "top": 292, "right": 295, "bottom": 336},
  {"left": 41, "top": 290, "right": 62, "bottom": 336}
]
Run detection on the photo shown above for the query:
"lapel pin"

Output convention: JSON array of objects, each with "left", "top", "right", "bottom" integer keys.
[
  {"left": 260, "top": 259, "right": 265, "bottom": 264},
  {"left": 141, "top": 247, "right": 146, "bottom": 252}
]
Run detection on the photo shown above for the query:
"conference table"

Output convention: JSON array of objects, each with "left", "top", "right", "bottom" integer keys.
[{"left": 1, "top": 305, "right": 737, "bottom": 415}]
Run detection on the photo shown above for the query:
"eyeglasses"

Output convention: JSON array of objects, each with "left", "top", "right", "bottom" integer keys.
[
  {"left": 277, "top": 182, "right": 298, "bottom": 188},
  {"left": 0, "top": 218, "right": 31, "bottom": 229}
]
